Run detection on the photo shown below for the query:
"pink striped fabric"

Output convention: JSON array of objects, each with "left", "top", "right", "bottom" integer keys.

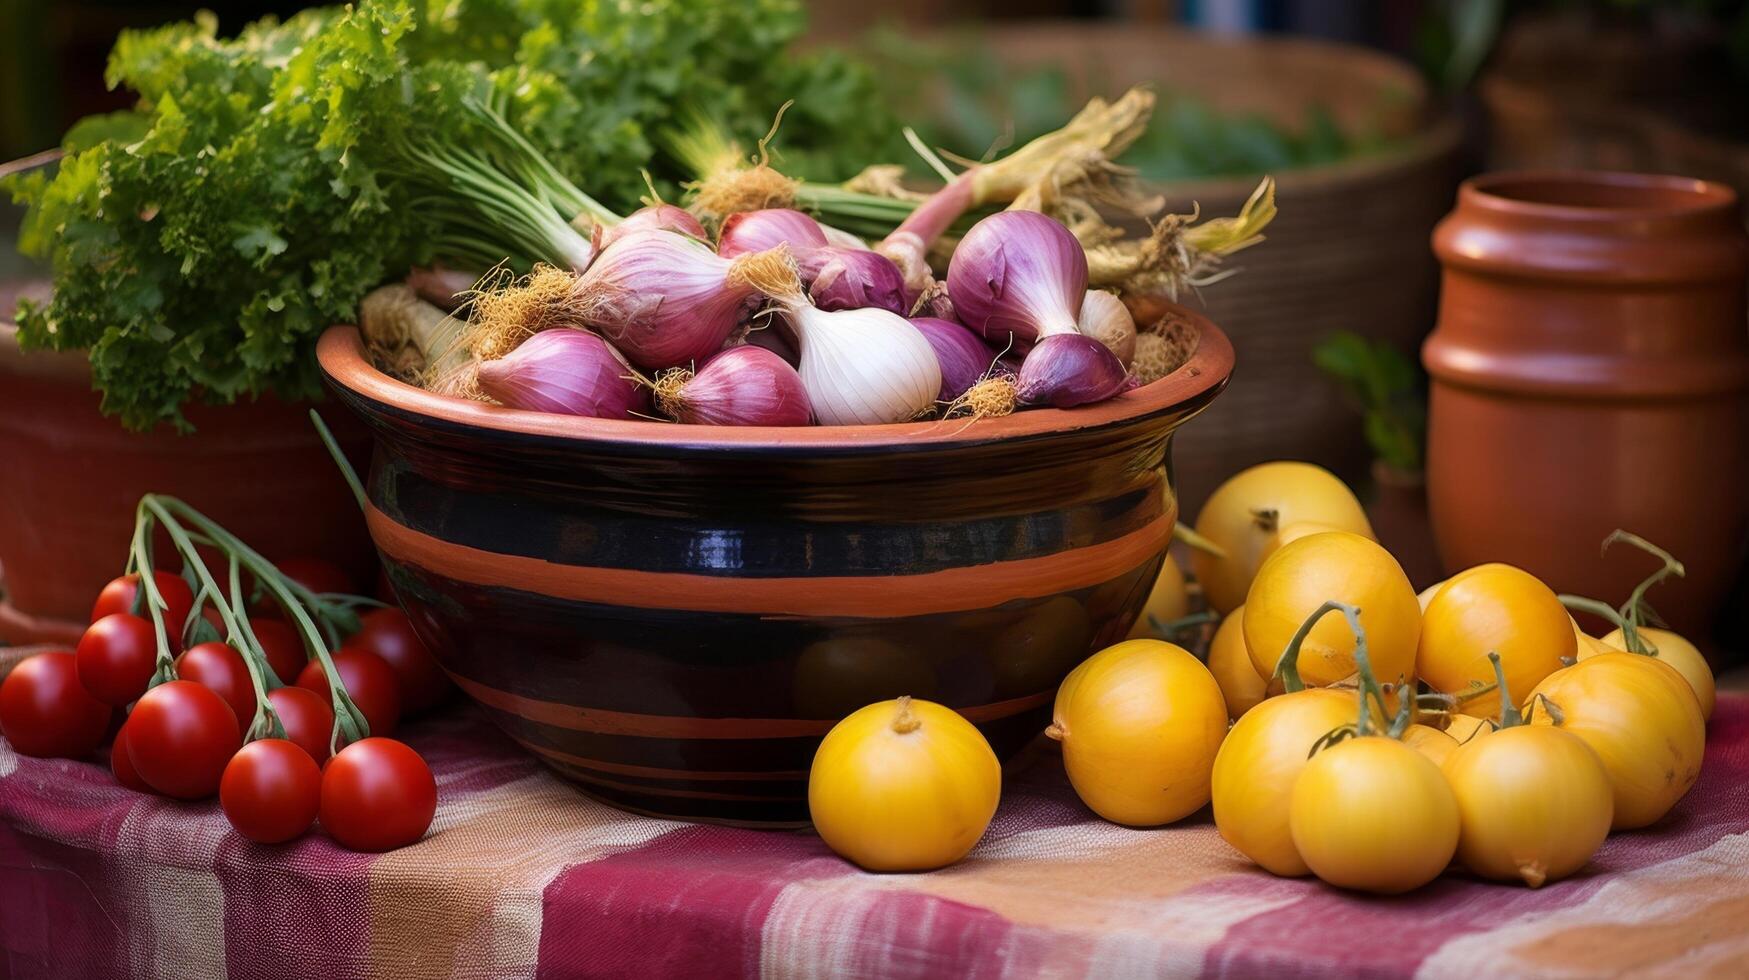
[{"left": 3, "top": 650, "right": 1747, "bottom": 979}]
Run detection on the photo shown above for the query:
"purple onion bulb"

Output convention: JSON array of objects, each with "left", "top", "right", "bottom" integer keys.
[
  {"left": 594, "top": 204, "right": 708, "bottom": 252},
  {"left": 574, "top": 229, "right": 786, "bottom": 370},
  {"left": 947, "top": 211, "right": 1089, "bottom": 351},
  {"left": 910, "top": 317, "right": 1000, "bottom": 402},
  {"left": 476, "top": 330, "right": 648, "bottom": 419},
  {"left": 721, "top": 209, "right": 905, "bottom": 314},
  {"left": 807, "top": 247, "right": 907, "bottom": 315},
  {"left": 1015, "top": 333, "right": 1130, "bottom": 408},
  {"left": 656, "top": 346, "right": 812, "bottom": 426},
  {"left": 718, "top": 209, "right": 831, "bottom": 256}
]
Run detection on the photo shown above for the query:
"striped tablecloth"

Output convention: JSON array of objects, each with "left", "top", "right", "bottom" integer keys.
[{"left": 3, "top": 669, "right": 1747, "bottom": 979}]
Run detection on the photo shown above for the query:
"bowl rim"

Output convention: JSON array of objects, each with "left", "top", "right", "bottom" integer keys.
[{"left": 317, "top": 303, "right": 1233, "bottom": 450}]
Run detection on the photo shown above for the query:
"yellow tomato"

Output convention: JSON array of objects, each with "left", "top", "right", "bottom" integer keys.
[
  {"left": 1442, "top": 713, "right": 1496, "bottom": 745},
  {"left": 1418, "top": 564, "right": 1573, "bottom": 720},
  {"left": 1417, "top": 579, "right": 1448, "bottom": 612},
  {"left": 1442, "top": 725, "right": 1613, "bottom": 887},
  {"left": 1243, "top": 532, "right": 1421, "bottom": 688},
  {"left": 1048, "top": 640, "right": 1228, "bottom": 826},
  {"left": 1527, "top": 653, "right": 1705, "bottom": 830},
  {"left": 808, "top": 697, "right": 1000, "bottom": 871},
  {"left": 1288, "top": 737, "right": 1460, "bottom": 894},
  {"left": 1208, "top": 607, "right": 1267, "bottom": 720},
  {"left": 1127, "top": 557, "right": 1189, "bottom": 640},
  {"left": 1598, "top": 626, "right": 1714, "bottom": 721},
  {"left": 1402, "top": 723, "right": 1460, "bottom": 767},
  {"left": 1210, "top": 688, "right": 1354, "bottom": 876},
  {"left": 1190, "top": 462, "right": 1374, "bottom": 614}
]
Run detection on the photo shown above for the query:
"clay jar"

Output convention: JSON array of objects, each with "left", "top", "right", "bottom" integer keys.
[{"left": 1424, "top": 171, "right": 1749, "bottom": 640}]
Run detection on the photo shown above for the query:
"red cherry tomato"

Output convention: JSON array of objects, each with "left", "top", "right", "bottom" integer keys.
[
  {"left": 348, "top": 608, "right": 450, "bottom": 714},
  {"left": 297, "top": 650, "right": 401, "bottom": 739},
  {"left": 92, "top": 572, "right": 195, "bottom": 651},
  {"left": 275, "top": 557, "right": 354, "bottom": 598},
  {"left": 220, "top": 738, "right": 322, "bottom": 844},
  {"left": 266, "top": 685, "right": 336, "bottom": 766},
  {"left": 125, "top": 680, "right": 241, "bottom": 799},
  {"left": 0, "top": 652, "right": 112, "bottom": 759},
  {"left": 75, "top": 613, "right": 161, "bottom": 707},
  {"left": 110, "top": 722, "right": 152, "bottom": 792},
  {"left": 250, "top": 617, "right": 308, "bottom": 685},
  {"left": 318, "top": 737, "right": 436, "bottom": 851},
  {"left": 175, "top": 642, "right": 257, "bottom": 730}
]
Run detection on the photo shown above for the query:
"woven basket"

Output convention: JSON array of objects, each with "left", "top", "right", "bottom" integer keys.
[{"left": 974, "top": 25, "right": 1463, "bottom": 508}]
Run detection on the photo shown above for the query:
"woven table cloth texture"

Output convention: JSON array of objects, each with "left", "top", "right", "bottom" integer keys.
[{"left": 2, "top": 647, "right": 1747, "bottom": 979}]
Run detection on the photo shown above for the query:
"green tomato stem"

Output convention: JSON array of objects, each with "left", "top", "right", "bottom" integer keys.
[
  {"left": 156, "top": 496, "right": 370, "bottom": 753},
  {"left": 130, "top": 501, "right": 178, "bottom": 686},
  {"left": 1602, "top": 529, "right": 1685, "bottom": 634},
  {"left": 1171, "top": 521, "right": 1228, "bottom": 559},
  {"left": 140, "top": 496, "right": 285, "bottom": 740},
  {"left": 1487, "top": 651, "right": 1526, "bottom": 729},
  {"left": 226, "top": 554, "right": 285, "bottom": 740},
  {"left": 1558, "top": 594, "right": 1646, "bottom": 654}
]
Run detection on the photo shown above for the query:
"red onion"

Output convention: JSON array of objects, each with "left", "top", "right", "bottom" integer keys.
[
  {"left": 949, "top": 211, "right": 1127, "bottom": 408},
  {"left": 593, "top": 204, "right": 708, "bottom": 252},
  {"left": 476, "top": 330, "right": 648, "bottom": 418},
  {"left": 718, "top": 209, "right": 829, "bottom": 256},
  {"left": 1015, "top": 334, "right": 1131, "bottom": 408},
  {"left": 721, "top": 209, "right": 906, "bottom": 314},
  {"left": 573, "top": 230, "right": 789, "bottom": 370},
  {"left": 910, "top": 317, "right": 999, "bottom": 402},
  {"left": 653, "top": 346, "right": 811, "bottom": 426}
]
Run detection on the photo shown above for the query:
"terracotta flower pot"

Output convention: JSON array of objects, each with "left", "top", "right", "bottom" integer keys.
[
  {"left": 0, "top": 289, "right": 377, "bottom": 645},
  {"left": 1424, "top": 172, "right": 1749, "bottom": 641}
]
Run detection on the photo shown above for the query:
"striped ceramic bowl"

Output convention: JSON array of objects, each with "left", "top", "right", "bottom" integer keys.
[{"left": 317, "top": 310, "right": 1232, "bottom": 825}]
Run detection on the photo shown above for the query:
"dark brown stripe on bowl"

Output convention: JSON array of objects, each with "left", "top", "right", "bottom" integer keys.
[{"left": 368, "top": 505, "right": 1172, "bottom": 618}]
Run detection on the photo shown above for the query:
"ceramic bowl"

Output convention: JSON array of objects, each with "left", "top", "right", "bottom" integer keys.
[{"left": 317, "top": 308, "right": 1233, "bottom": 825}]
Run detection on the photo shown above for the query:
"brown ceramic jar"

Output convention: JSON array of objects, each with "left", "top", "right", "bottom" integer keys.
[{"left": 1425, "top": 171, "right": 1749, "bottom": 642}]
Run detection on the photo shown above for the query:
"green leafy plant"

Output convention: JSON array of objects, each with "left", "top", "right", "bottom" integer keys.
[
  {"left": 1312, "top": 331, "right": 1426, "bottom": 474},
  {"left": 4, "top": 0, "right": 901, "bottom": 431}
]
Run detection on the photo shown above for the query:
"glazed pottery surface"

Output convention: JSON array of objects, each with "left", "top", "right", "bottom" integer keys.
[
  {"left": 318, "top": 311, "right": 1232, "bottom": 824},
  {"left": 0, "top": 299, "right": 375, "bottom": 645},
  {"left": 1425, "top": 171, "right": 1749, "bottom": 640}
]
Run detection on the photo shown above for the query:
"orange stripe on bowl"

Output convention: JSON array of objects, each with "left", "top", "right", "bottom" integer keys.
[
  {"left": 457, "top": 672, "right": 1051, "bottom": 739},
  {"left": 367, "top": 504, "right": 1170, "bottom": 619}
]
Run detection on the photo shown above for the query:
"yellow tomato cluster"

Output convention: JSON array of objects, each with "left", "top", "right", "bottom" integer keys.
[{"left": 804, "top": 466, "right": 1714, "bottom": 887}]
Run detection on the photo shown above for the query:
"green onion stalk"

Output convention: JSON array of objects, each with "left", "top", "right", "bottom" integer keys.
[{"left": 388, "top": 99, "right": 622, "bottom": 274}]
